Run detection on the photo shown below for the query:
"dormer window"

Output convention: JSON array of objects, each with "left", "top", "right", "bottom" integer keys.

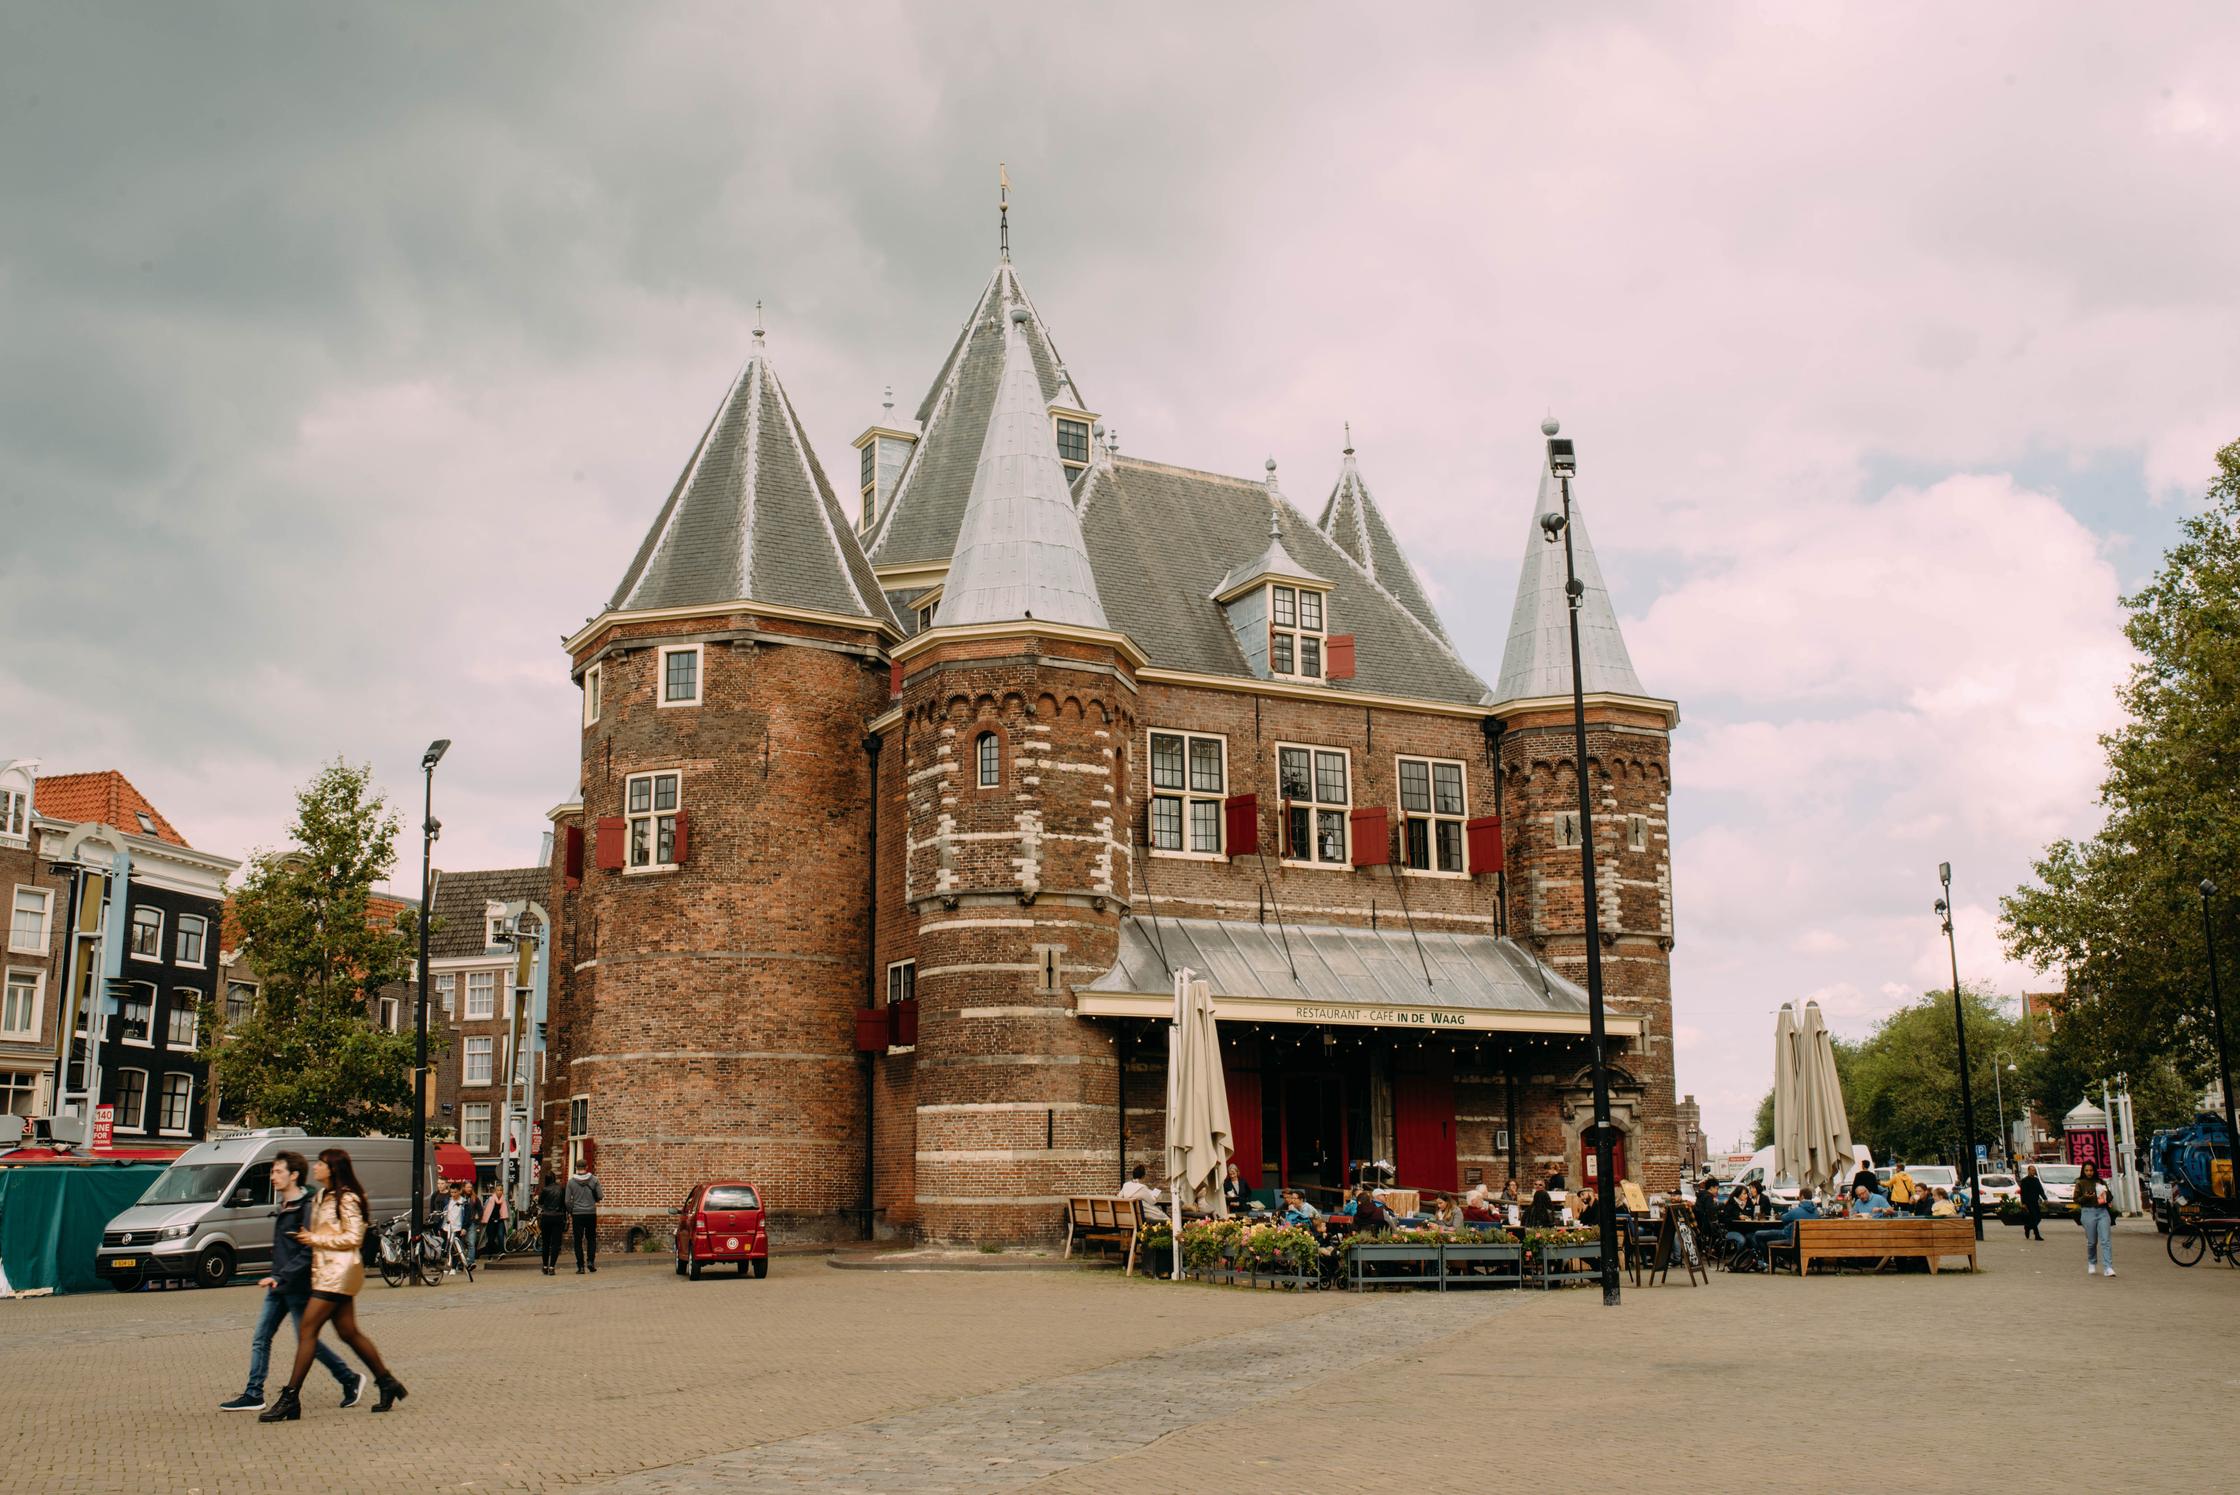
[
  {"left": 1055, "top": 417, "right": 1090, "bottom": 471},
  {"left": 851, "top": 418, "right": 917, "bottom": 534},
  {"left": 0, "top": 787, "right": 26, "bottom": 841},
  {"left": 1269, "top": 585, "right": 1328, "bottom": 680}
]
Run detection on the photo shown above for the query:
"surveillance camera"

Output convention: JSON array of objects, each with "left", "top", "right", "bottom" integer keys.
[
  {"left": 1539, "top": 511, "right": 1567, "bottom": 541},
  {"left": 1934, "top": 899, "right": 1948, "bottom": 917}
]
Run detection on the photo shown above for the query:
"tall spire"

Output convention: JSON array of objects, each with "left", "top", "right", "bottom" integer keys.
[
  {"left": 1490, "top": 418, "right": 1646, "bottom": 704},
  {"left": 998, "top": 160, "right": 1010, "bottom": 263},
  {"left": 933, "top": 307, "right": 1106, "bottom": 630}
]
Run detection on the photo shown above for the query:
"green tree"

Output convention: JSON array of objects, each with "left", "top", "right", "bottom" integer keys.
[
  {"left": 203, "top": 760, "right": 421, "bottom": 1134},
  {"left": 1752, "top": 1089, "right": 1775, "bottom": 1150},
  {"left": 1838, "top": 986, "right": 2029, "bottom": 1165},
  {"left": 2002, "top": 437, "right": 2240, "bottom": 1096}
]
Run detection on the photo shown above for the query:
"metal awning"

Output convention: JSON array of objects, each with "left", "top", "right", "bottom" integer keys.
[{"left": 1077, "top": 916, "right": 1643, "bottom": 1038}]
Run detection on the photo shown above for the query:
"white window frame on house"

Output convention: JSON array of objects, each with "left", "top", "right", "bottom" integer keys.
[
  {"left": 463, "top": 1035, "right": 494, "bottom": 1087},
  {"left": 466, "top": 970, "right": 496, "bottom": 1020},
  {"left": 1553, "top": 811, "right": 1582, "bottom": 850},
  {"left": 174, "top": 913, "right": 207, "bottom": 968},
  {"left": 158, "top": 1072, "right": 193, "bottom": 1136},
  {"left": 1268, "top": 584, "right": 1330, "bottom": 682},
  {"left": 9, "top": 886, "right": 51, "bottom": 955},
  {"left": 128, "top": 905, "right": 163, "bottom": 962},
  {"left": 657, "top": 644, "right": 702, "bottom": 708},
  {"left": 224, "top": 980, "right": 257, "bottom": 1028},
  {"left": 1396, "top": 756, "right": 1469, "bottom": 878},
  {"left": 1275, "top": 743, "right": 1351, "bottom": 867},
  {"left": 113, "top": 1066, "right": 149, "bottom": 1132},
  {"left": 2, "top": 968, "right": 41, "bottom": 1041},
  {"left": 436, "top": 972, "right": 456, "bottom": 1017},
  {"left": 119, "top": 983, "right": 155, "bottom": 1047},
  {"left": 378, "top": 994, "right": 401, "bottom": 1032},
  {"left": 166, "top": 991, "right": 199, "bottom": 1050},
  {"left": 583, "top": 663, "right": 602, "bottom": 728},
  {"left": 884, "top": 959, "right": 915, "bottom": 1008},
  {"left": 1146, "top": 729, "right": 1228, "bottom": 859},
  {"left": 1626, "top": 814, "right": 1650, "bottom": 852},
  {"left": 1053, "top": 413, "right": 1092, "bottom": 475},
  {"left": 0, "top": 1068, "right": 42, "bottom": 1118},
  {"left": 975, "top": 732, "right": 1000, "bottom": 789},
  {"left": 569, "top": 1093, "right": 589, "bottom": 1172},
  {"left": 0, "top": 787, "right": 28, "bottom": 842},
  {"left": 461, "top": 1101, "right": 492, "bottom": 1152},
  {"left": 625, "top": 770, "right": 682, "bottom": 871}
]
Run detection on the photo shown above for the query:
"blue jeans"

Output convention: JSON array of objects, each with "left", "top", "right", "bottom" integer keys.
[
  {"left": 2080, "top": 1206, "right": 2113, "bottom": 1269},
  {"left": 245, "top": 1287, "right": 353, "bottom": 1398}
]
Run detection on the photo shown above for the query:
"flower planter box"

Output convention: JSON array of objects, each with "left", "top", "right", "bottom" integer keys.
[
  {"left": 1532, "top": 1241, "right": 1603, "bottom": 1289},
  {"left": 1439, "top": 1241, "right": 1525, "bottom": 1289},
  {"left": 1347, "top": 1242, "right": 1445, "bottom": 1290},
  {"left": 1193, "top": 1265, "right": 1319, "bottom": 1291}
]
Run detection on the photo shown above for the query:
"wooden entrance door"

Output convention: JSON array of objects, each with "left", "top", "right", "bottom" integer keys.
[
  {"left": 1581, "top": 1132, "right": 1627, "bottom": 1191},
  {"left": 1394, "top": 1068, "right": 1458, "bottom": 1195}
]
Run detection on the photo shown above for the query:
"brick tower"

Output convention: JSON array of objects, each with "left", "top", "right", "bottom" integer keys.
[
  {"left": 546, "top": 325, "right": 900, "bottom": 1247},
  {"left": 890, "top": 304, "right": 1142, "bottom": 1244},
  {"left": 1488, "top": 421, "right": 1682, "bottom": 1193}
]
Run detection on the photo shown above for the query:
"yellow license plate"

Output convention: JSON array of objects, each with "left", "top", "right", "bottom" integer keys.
[{"left": 112, "top": 1258, "right": 137, "bottom": 1270}]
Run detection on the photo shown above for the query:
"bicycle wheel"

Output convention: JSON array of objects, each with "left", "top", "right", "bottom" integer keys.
[
  {"left": 380, "top": 1252, "right": 404, "bottom": 1289},
  {"left": 2168, "top": 1223, "right": 2205, "bottom": 1267}
]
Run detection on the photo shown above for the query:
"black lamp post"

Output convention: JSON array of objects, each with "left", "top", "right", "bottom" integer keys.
[
  {"left": 1539, "top": 420, "right": 1620, "bottom": 1306},
  {"left": 1936, "top": 863, "right": 1984, "bottom": 1241},
  {"left": 2202, "top": 880, "right": 2238, "bottom": 1199},
  {"left": 410, "top": 738, "right": 450, "bottom": 1262}
]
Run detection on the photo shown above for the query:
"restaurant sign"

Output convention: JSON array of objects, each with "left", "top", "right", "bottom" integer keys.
[{"left": 1075, "top": 989, "right": 1645, "bottom": 1039}]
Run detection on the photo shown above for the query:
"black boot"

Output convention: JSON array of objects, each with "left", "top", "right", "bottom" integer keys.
[
  {"left": 371, "top": 1375, "right": 409, "bottom": 1413},
  {"left": 257, "top": 1386, "right": 302, "bottom": 1423}
]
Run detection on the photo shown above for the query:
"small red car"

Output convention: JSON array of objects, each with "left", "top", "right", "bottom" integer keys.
[{"left": 673, "top": 1181, "right": 769, "bottom": 1279}]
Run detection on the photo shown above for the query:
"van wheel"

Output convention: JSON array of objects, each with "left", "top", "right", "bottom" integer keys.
[
  {"left": 750, "top": 1257, "right": 768, "bottom": 1279},
  {"left": 109, "top": 1270, "right": 143, "bottom": 1293},
  {"left": 193, "top": 1244, "right": 236, "bottom": 1290}
]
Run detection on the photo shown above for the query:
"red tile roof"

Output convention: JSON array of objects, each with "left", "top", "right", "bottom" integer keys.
[{"left": 34, "top": 770, "right": 190, "bottom": 847}]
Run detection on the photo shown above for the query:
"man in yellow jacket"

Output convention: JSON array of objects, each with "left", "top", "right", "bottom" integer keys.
[{"left": 1887, "top": 1166, "right": 1919, "bottom": 1207}]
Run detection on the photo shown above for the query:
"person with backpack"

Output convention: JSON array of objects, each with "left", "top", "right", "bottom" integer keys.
[{"left": 536, "top": 1168, "right": 567, "bottom": 1276}]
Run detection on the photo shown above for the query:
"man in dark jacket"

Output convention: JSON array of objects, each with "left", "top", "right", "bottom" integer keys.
[
  {"left": 565, "top": 1160, "right": 603, "bottom": 1274},
  {"left": 2018, "top": 1166, "right": 2047, "bottom": 1240},
  {"left": 220, "top": 1151, "right": 362, "bottom": 1411}
]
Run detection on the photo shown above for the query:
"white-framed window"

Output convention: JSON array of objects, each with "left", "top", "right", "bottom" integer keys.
[
  {"left": 174, "top": 913, "right": 207, "bottom": 968},
  {"left": 463, "top": 1035, "right": 493, "bottom": 1086},
  {"left": 0, "top": 787, "right": 28, "bottom": 841},
  {"left": 1147, "top": 730, "right": 1227, "bottom": 856},
  {"left": 658, "top": 644, "right": 702, "bottom": 707},
  {"left": 975, "top": 732, "right": 1000, "bottom": 789},
  {"left": 583, "top": 663, "right": 602, "bottom": 728},
  {"left": 166, "top": 992, "right": 199, "bottom": 1049},
  {"left": 885, "top": 959, "right": 915, "bottom": 1008},
  {"left": 1553, "top": 811, "right": 1582, "bottom": 850},
  {"left": 1268, "top": 584, "right": 1329, "bottom": 681},
  {"left": 378, "top": 994, "right": 400, "bottom": 1031},
  {"left": 158, "top": 1073, "right": 193, "bottom": 1135},
  {"left": 1054, "top": 414, "right": 1091, "bottom": 474},
  {"left": 2, "top": 969, "right": 41, "bottom": 1040},
  {"left": 9, "top": 886, "right": 51, "bottom": 954},
  {"left": 436, "top": 972, "right": 456, "bottom": 1017},
  {"left": 119, "top": 984, "right": 154, "bottom": 1046},
  {"left": 1277, "top": 744, "right": 1351, "bottom": 866},
  {"left": 625, "top": 770, "right": 682, "bottom": 870},
  {"left": 1626, "top": 814, "right": 1650, "bottom": 852},
  {"left": 113, "top": 1067, "right": 149, "bottom": 1131},
  {"left": 224, "top": 981, "right": 256, "bottom": 1026},
  {"left": 1397, "top": 756, "right": 1468, "bottom": 876},
  {"left": 461, "top": 1102, "right": 492, "bottom": 1151},
  {"left": 466, "top": 970, "right": 496, "bottom": 1021},
  {"left": 569, "top": 1093, "right": 589, "bottom": 1172},
  {"left": 128, "top": 905, "right": 163, "bottom": 962},
  {"left": 916, "top": 601, "right": 937, "bottom": 632},
  {"left": 1, "top": 1068, "right": 42, "bottom": 1119}
]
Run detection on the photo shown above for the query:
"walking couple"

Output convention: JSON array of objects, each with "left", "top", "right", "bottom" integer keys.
[{"left": 218, "top": 1148, "right": 407, "bottom": 1421}]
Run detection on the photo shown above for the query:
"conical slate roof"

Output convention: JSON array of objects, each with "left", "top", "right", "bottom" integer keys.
[
  {"left": 932, "top": 308, "right": 1107, "bottom": 630},
  {"left": 1317, "top": 442, "right": 1451, "bottom": 644},
  {"left": 864, "top": 262, "right": 1083, "bottom": 572},
  {"left": 608, "top": 339, "right": 896, "bottom": 629},
  {"left": 1491, "top": 456, "right": 1647, "bottom": 704}
]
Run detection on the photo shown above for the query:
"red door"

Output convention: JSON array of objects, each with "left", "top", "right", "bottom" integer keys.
[
  {"left": 1581, "top": 1134, "right": 1627, "bottom": 1191},
  {"left": 1393, "top": 1070, "right": 1458, "bottom": 1195},
  {"left": 1224, "top": 1070, "right": 1264, "bottom": 1189}
]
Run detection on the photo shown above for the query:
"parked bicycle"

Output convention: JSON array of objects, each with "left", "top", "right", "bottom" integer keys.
[
  {"left": 376, "top": 1212, "right": 449, "bottom": 1288},
  {"left": 2166, "top": 1214, "right": 2240, "bottom": 1268}
]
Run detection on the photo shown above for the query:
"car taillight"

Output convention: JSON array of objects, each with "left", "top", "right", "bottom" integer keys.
[{"left": 694, "top": 1212, "right": 708, "bottom": 1231}]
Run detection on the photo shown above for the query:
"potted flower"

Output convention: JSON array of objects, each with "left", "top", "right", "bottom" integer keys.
[
  {"left": 1440, "top": 1224, "right": 1524, "bottom": 1287},
  {"left": 1344, "top": 1225, "right": 1445, "bottom": 1289},
  {"left": 1523, "top": 1225, "right": 1602, "bottom": 1287}
]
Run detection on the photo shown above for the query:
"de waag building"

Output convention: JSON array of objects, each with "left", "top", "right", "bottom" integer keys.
[{"left": 541, "top": 226, "right": 1681, "bottom": 1248}]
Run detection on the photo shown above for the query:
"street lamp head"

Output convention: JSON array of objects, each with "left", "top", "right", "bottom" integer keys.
[
  {"left": 2203, "top": 878, "right": 2217, "bottom": 898},
  {"left": 1938, "top": 861, "right": 1952, "bottom": 888},
  {"left": 423, "top": 739, "right": 452, "bottom": 771},
  {"left": 1538, "top": 511, "right": 1568, "bottom": 543},
  {"left": 1546, "top": 436, "right": 1577, "bottom": 477}
]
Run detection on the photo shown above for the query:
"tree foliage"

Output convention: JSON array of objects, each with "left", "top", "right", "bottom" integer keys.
[
  {"left": 203, "top": 760, "right": 420, "bottom": 1134},
  {"left": 1837, "top": 986, "right": 2031, "bottom": 1165},
  {"left": 2001, "top": 437, "right": 2240, "bottom": 1098},
  {"left": 1752, "top": 1089, "right": 1775, "bottom": 1150}
]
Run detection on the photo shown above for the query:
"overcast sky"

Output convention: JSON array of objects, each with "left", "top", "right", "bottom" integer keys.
[{"left": 5, "top": 4, "right": 2235, "bottom": 1145}]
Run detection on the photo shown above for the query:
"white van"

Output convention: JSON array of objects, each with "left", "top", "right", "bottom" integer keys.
[
  {"left": 1724, "top": 1143, "right": 1875, "bottom": 1204},
  {"left": 94, "top": 1130, "right": 426, "bottom": 1292}
]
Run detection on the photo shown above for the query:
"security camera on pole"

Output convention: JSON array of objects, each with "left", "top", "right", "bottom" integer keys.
[{"left": 1537, "top": 419, "right": 1621, "bottom": 1307}]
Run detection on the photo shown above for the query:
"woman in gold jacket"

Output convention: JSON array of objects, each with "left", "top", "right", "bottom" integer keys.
[{"left": 260, "top": 1149, "right": 407, "bottom": 1421}]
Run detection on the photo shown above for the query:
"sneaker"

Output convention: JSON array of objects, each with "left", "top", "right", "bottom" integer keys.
[
  {"left": 2103, "top": 1267, "right": 2115, "bottom": 1277},
  {"left": 340, "top": 1374, "right": 365, "bottom": 1408},
  {"left": 2086, "top": 1264, "right": 2097, "bottom": 1275},
  {"left": 219, "top": 1393, "right": 265, "bottom": 1412}
]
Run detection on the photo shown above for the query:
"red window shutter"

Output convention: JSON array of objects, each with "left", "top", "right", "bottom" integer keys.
[
  {"left": 1467, "top": 815, "right": 1505, "bottom": 875},
  {"left": 1223, "top": 793, "right": 1259, "bottom": 858},
  {"left": 670, "top": 812, "right": 690, "bottom": 865},
  {"left": 581, "top": 1137, "right": 597, "bottom": 1171},
  {"left": 1279, "top": 798, "right": 1294, "bottom": 859},
  {"left": 891, "top": 999, "right": 919, "bottom": 1048},
  {"left": 563, "top": 825, "right": 584, "bottom": 889},
  {"left": 1350, "top": 806, "right": 1391, "bottom": 867},
  {"left": 1325, "top": 633, "right": 1357, "bottom": 680},
  {"left": 594, "top": 817, "right": 626, "bottom": 871},
  {"left": 855, "top": 1007, "right": 891, "bottom": 1053},
  {"left": 890, "top": 660, "right": 904, "bottom": 697}
]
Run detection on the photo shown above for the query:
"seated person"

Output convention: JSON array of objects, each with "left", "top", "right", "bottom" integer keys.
[
  {"left": 1525, "top": 1179, "right": 1557, "bottom": 1228},
  {"left": 1750, "top": 1186, "right": 1822, "bottom": 1265},
  {"left": 1279, "top": 1189, "right": 1321, "bottom": 1228},
  {"left": 1694, "top": 1183, "right": 1724, "bottom": 1240},
  {"left": 1928, "top": 1187, "right": 1957, "bottom": 1218},
  {"left": 1845, "top": 1182, "right": 1893, "bottom": 1217},
  {"left": 1118, "top": 1163, "right": 1168, "bottom": 1222},
  {"left": 1221, "top": 1163, "right": 1252, "bottom": 1213},
  {"left": 1460, "top": 1192, "right": 1500, "bottom": 1224},
  {"left": 1349, "top": 1185, "right": 1391, "bottom": 1231}
]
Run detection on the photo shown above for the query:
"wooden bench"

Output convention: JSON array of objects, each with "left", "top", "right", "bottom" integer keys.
[
  {"left": 1779, "top": 1217, "right": 1978, "bottom": 1276},
  {"left": 1062, "top": 1196, "right": 1149, "bottom": 1276}
]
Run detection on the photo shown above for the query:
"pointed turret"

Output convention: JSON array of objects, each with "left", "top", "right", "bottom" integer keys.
[
  {"left": 932, "top": 306, "right": 1107, "bottom": 629},
  {"left": 1316, "top": 428, "right": 1452, "bottom": 645},
  {"left": 607, "top": 331, "right": 896, "bottom": 629},
  {"left": 1490, "top": 421, "right": 1647, "bottom": 705}
]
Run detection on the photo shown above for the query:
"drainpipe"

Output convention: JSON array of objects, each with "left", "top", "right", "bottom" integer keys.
[
  {"left": 861, "top": 730, "right": 882, "bottom": 1241},
  {"left": 1483, "top": 715, "right": 1507, "bottom": 940}
]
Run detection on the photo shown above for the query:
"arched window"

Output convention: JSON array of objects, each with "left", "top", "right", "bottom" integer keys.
[{"left": 976, "top": 732, "right": 1000, "bottom": 788}]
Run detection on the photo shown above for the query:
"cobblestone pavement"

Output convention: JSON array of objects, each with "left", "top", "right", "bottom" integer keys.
[{"left": 6, "top": 1220, "right": 2236, "bottom": 1493}]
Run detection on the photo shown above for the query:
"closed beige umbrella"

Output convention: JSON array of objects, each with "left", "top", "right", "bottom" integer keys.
[
  {"left": 1798, "top": 1001, "right": 1855, "bottom": 1195},
  {"left": 1165, "top": 969, "right": 1233, "bottom": 1279},
  {"left": 1772, "top": 1003, "right": 1802, "bottom": 1191}
]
